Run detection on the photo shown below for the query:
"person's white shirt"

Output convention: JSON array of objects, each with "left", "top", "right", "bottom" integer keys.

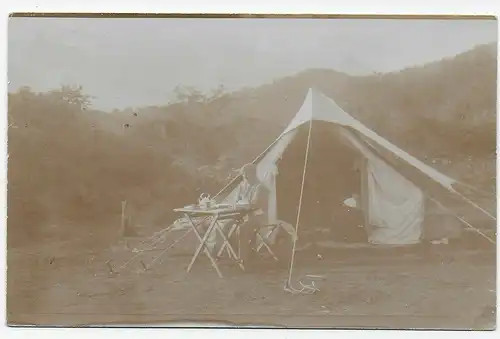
[{"left": 343, "top": 196, "right": 358, "bottom": 209}]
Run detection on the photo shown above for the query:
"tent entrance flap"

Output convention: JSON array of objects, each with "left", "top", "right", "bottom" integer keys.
[{"left": 276, "top": 121, "right": 367, "bottom": 243}]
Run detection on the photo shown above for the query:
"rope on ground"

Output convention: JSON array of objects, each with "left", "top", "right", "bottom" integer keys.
[
  {"left": 285, "top": 118, "right": 317, "bottom": 294},
  {"left": 145, "top": 227, "right": 193, "bottom": 269},
  {"left": 284, "top": 279, "right": 318, "bottom": 294},
  {"left": 117, "top": 224, "right": 176, "bottom": 271},
  {"left": 116, "top": 216, "right": 212, "bottom": 271},
  {"left": 428, "top": 196, "right": 496, "bottom": 245},
  {"left": 136, "top": 224, "right": 175, "bottom": 247}
]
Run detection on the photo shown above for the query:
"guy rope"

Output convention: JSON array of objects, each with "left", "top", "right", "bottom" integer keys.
[{"left": 284, "top": 118, "right": 319, "bottom": 294}]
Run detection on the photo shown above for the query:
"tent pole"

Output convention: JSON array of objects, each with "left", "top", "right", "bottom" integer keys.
[
  {"left": 286, "top": 119, "right": 313, "bottom": 289},
  {"left": 360, "top": 158, "right": 371, "bottom": 237}
]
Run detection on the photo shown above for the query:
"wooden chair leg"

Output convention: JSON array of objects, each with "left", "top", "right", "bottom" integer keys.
[
  {"left": 253, "top": 225, "right": 281, "bottom": 261},
  {"left": 256, "top": 232, "right": 279, "bottom": 261},
  {"left": 257, "top": 223, "right": 286, "bottom": 251},
  {"left": 256, "top": 225, "right": 277, "bottom": 252}
]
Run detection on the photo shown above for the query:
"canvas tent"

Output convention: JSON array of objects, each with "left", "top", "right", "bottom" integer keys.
[
  {"left": 118, "top": 88, "right": 494, "bottom": 277},
  {"left": 206, "top": 88, "right": 488, "bottom": 249}
]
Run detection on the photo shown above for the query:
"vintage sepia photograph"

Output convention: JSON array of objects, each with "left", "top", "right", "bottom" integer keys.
[{"left": 6, "top": 15, "right": 498, "bottom": 329}]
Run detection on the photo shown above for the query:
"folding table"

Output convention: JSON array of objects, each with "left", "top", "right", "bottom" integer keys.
[{"left": 173, "top": 206, "right": 256, "bottom": 278}]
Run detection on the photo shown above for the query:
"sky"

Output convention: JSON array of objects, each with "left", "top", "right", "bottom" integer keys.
[{"left": 7, "top": 17, "right": 498, "bottom": 111}]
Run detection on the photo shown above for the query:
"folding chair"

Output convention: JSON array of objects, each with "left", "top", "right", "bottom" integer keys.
[
  {"left": 216, "top": 218, "right": 296, "bottom": 265},
  {"left": 216, "top": 220, "right": 278, "bottom": 262},
  {"left": 255, "top": 221, "right": 296, "bottom": 261}
]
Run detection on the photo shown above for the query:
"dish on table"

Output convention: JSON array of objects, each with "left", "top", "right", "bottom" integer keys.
[{"left": 235, "top": 203, "right": 251, "bottom": 208}]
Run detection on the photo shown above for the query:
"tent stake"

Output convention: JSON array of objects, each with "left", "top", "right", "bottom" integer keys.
[
  {"left": 121, "top": 200, "right": 127, "bottom": 236},
  {"left": 106, "top": 260, "right": 115, "bottom": 274}
]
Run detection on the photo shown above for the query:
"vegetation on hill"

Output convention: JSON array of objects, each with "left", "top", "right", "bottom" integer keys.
[{"left": 7, "top": 43, "right": 496, "bottom": 248}]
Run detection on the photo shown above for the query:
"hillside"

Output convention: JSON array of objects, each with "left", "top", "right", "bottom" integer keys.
[
  {"left": 197, "top": 42, "right": 497, "bottom": 185},
  {"left": 7, "top": 43, "right": 497, "bottom": 249}
]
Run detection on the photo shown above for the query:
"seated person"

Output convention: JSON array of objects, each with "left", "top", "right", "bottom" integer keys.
[
  {"left": 332, "top": 193, "right": 367, "bottom": 243},
  {"left": 235, "top": 163, "right": 270, "bottom": 267}
]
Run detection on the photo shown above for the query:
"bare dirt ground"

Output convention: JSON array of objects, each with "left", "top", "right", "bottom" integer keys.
[{"left": 7, "top": 233, "right": 496, "bottom": 330}]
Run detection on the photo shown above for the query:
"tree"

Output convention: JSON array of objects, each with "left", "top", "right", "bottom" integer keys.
[
  {"left": 209, "top": 84, "right": 227, "bottom": 101},
  {"left": 173, "top": 85, "right": 206, "bottom": 104},
  {"left": 48, "top": 84, "right": 93, "bottom": 110}
]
